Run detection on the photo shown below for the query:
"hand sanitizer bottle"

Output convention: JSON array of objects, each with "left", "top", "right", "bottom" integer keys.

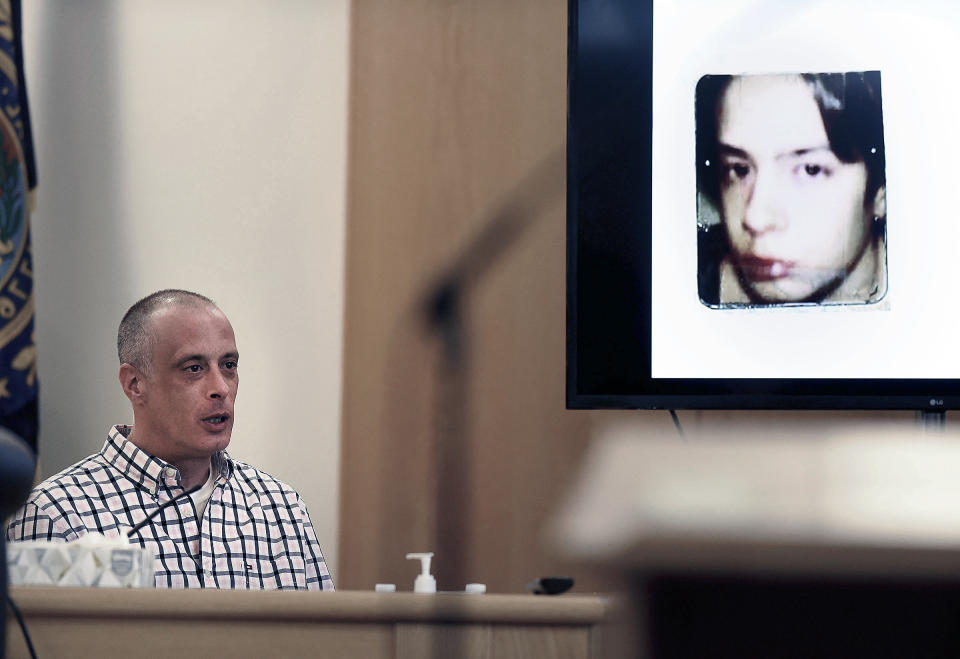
[{"left": 405, "top": 552, "right": 437, "bottom": 593}]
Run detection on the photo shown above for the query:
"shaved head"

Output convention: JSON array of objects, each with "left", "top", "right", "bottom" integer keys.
[{"left": 118, "top": 289, "right": 217, "bottom": 371}]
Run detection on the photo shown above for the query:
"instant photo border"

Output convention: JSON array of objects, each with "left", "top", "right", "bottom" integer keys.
[{"left": 566, "top": 0, "right": 960, "bottom": 411}]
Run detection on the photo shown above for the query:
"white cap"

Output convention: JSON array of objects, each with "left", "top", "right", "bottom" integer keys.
[
  {"left": 405, "top": 552, "right": 436, "bottom": 593},
  {"left": 374, "top": 583, "right": 397, "bottom": 593},
  {"left": 465, "top": 583, "right": 486, "bottom": 594}
]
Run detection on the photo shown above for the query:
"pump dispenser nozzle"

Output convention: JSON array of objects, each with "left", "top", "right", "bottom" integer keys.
[{"left": 405, "top": 552, "right": 437, "bottom": 593}]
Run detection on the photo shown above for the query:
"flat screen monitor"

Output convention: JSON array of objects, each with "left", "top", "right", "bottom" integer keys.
[{"left": 567, "top": 0, "right": 960, "bottom": 410}]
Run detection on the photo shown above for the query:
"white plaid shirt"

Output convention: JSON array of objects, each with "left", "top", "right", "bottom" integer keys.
[{"left": 6, "top": 425, "right": 334, "bottom": 590}]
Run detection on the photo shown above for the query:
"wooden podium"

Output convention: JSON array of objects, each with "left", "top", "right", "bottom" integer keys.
[
  {"left": 5, "top": 588, "right": 610, "bottom": 659},
  {"left": 611, "top": 537, "right": 960, "bottom": 658},
  {"left": 549, "top": 428, "right": 960, "bottom": 658}
]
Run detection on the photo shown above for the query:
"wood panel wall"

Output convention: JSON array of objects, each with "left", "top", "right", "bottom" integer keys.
[
  {"left": 337, "top": 0, "right": 924, "bottom": 596},
  {"left": 338, "top": 0, "right": 608, "bottom": 593}
]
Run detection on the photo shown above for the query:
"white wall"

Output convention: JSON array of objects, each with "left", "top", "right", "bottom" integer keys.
[{"left": 21, "top": 0, "right": 349, "bottom": 581}]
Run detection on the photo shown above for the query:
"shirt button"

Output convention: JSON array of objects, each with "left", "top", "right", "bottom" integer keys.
[{"left": 164, "top": 467, "right": 176, "bottom": 478}]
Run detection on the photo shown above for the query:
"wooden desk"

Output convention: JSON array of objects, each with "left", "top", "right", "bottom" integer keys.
[{"left": 5, "top": 588, "right": 610, "bottom": 658}]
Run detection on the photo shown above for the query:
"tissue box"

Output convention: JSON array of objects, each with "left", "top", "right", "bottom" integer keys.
[{"left": 7, "top": 536, "right": 155, "bottom": 588}]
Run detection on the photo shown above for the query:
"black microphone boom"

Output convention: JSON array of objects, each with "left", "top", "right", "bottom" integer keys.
[{"left": 127, "top": 482, "right": 204, "bottom": 538}]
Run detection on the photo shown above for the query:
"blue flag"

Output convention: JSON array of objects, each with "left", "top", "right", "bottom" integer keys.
[{"left": 0, "top": 0, "right": 37, "bottom": 453}]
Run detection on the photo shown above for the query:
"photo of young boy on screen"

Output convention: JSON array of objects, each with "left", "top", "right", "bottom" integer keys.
[{"left": 696, "top": 71, "right": 887, "bottom": 308}]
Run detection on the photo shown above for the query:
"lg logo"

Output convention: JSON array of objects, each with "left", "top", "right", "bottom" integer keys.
[{"left": 930, "top": 399, "right": 944, "bottom": 407}]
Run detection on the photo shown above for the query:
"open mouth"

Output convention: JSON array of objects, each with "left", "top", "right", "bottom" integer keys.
[{"left": 202, "top": 414, "right": 231, "bottom": 428}]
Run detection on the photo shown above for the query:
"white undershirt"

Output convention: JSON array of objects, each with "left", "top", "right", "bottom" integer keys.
[{"left": 189, "top": 462, "right": 218, "bottom": 521}]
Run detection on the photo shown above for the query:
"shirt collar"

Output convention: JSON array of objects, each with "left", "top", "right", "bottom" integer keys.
[{"left": 101, "top": 425, "right": 234, "bottom": 497}]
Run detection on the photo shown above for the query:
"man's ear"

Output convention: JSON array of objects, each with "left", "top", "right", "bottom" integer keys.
[
  {"left": 870, "top": 185, "right": 887, "bottom": 220},
  {"left": 119, "top": 363, "right": 145, "bottom": 404}
]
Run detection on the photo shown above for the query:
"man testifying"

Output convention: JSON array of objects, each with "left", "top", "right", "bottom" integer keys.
[{"left": 6, "top": 289, "right": 333, "bottom": 590}]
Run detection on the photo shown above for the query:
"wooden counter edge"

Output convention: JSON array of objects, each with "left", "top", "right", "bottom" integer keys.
[{"left": 7, "top": 587, "right": 613, "bottom": 625}]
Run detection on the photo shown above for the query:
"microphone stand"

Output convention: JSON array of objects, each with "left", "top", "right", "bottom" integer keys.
[{"left": 420, "top": 150, "right": 564, "bottom": 611}]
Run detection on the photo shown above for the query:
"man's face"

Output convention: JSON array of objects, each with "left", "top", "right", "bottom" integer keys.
[
  {"left": 717, "top": 74, "right": 879, "bottom": 303},
  {"left": 137, "top": 304, "right": 239, "bottom": 464}
]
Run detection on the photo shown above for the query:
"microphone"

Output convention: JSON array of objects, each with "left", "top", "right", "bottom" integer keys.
[
  {"left": 0, "top": 426, "right": 35, "bottom": 520},
  {"left": 525, "top": 576, "right": 575, "bottom": 595},
  {"left": 1, "top": 427, "right": 36, "bottom": 659},
  {"left": 127, "top": 482, "right": 203, "bottom": 538}
]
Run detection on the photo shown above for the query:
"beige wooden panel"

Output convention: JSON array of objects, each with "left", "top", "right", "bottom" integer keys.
[
  {"left": 491, "top": 625, "right": 592, "bottom": 659},
  {"left": 396, "top": 623, "right": 494, "bottom": 659},
  {"left": 5, "top": 619, "right": 394, "bottom": 659},
  {"left": 6, "top": 620, "right": 598, "bottom": 659},
  {"left": 340, "top": 0, "right": 605, "bottom": 595},
  {"left": 394, "top": 623, "right": 594, "bottom": 659},
  {"left": 5, "top": 588, "right": 607, "bottom": 659}
]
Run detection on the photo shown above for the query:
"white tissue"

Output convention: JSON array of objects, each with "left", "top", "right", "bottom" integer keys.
[
  {"left": 7, "top": 533, "right": 155, "bottom": 588},
  {"left": 38, "top": 544, "right": 70, "bottom": 581}
]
